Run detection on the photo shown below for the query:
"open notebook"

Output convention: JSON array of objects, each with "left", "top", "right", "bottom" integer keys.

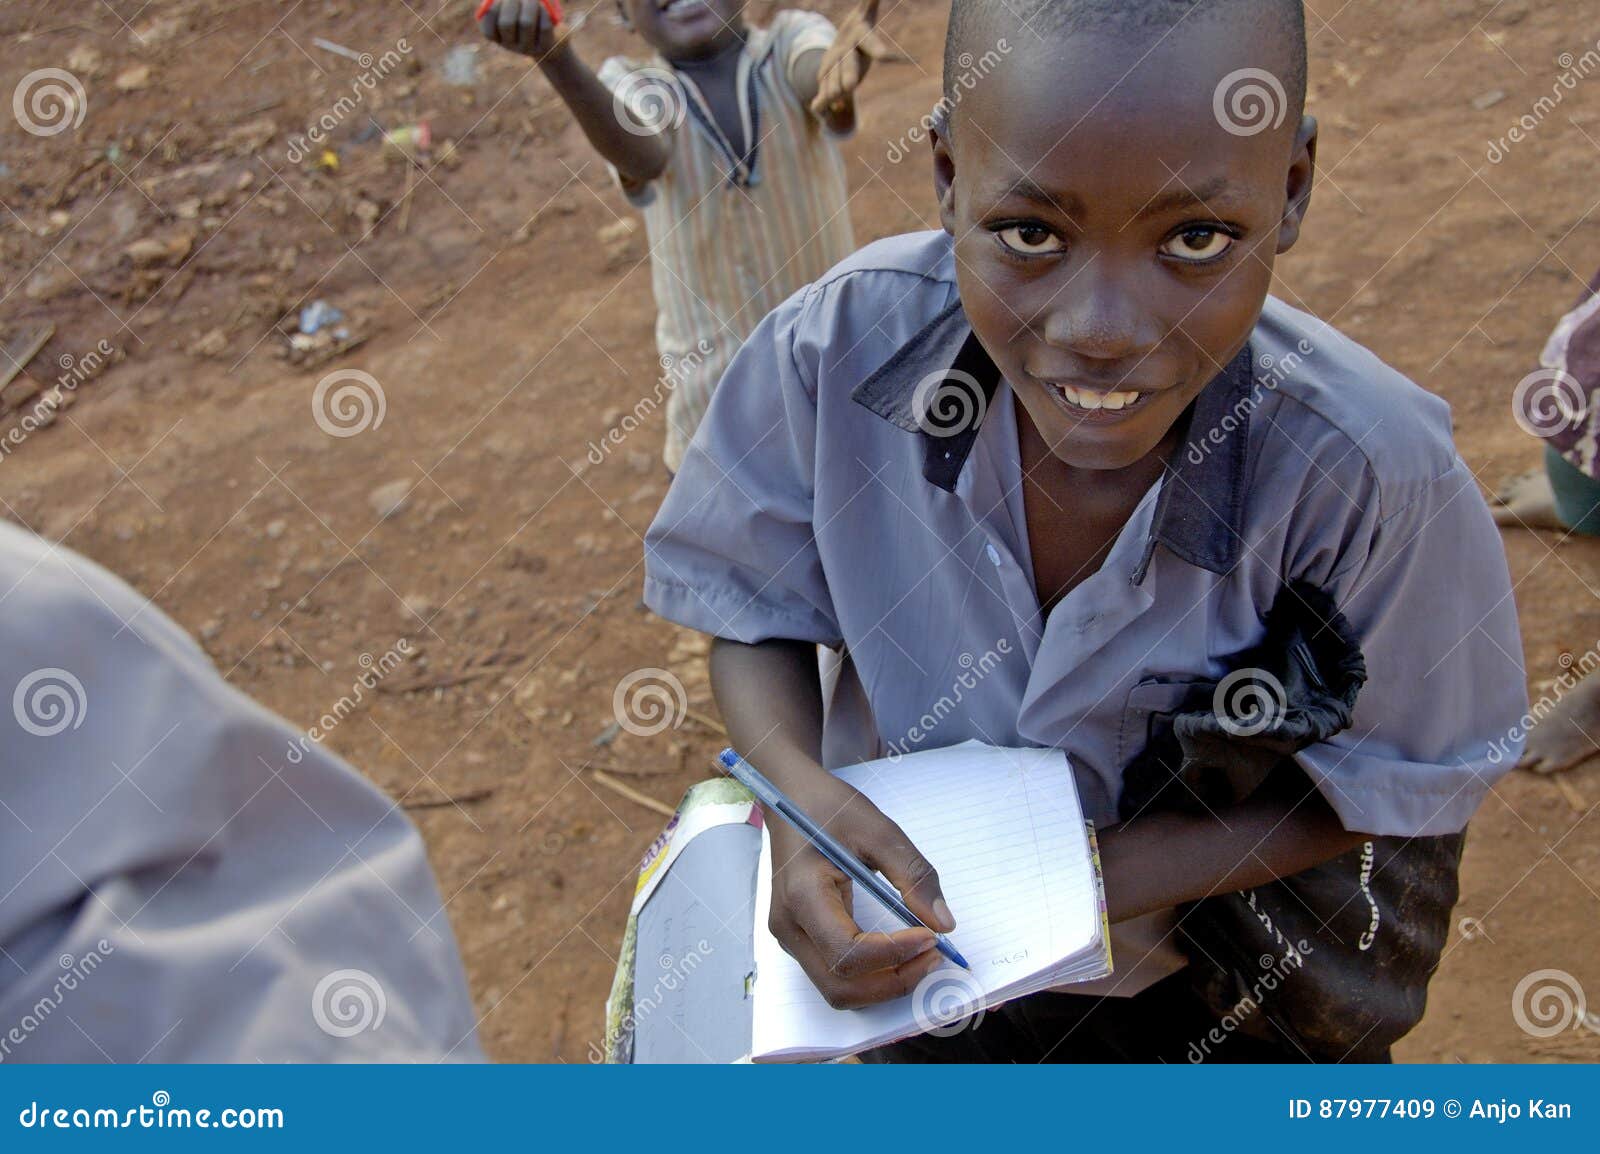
[{"left": 750, "top": 741, "right": 1111, "bottom": 1062}]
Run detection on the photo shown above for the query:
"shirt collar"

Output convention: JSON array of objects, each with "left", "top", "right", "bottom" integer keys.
[{"left": 850, "top": 298, "right": 1254, "bottom": 579}]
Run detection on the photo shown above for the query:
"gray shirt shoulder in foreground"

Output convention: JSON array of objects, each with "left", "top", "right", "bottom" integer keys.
[{"left": 0, "top": 522, "right": 482, "bottom": 1062}]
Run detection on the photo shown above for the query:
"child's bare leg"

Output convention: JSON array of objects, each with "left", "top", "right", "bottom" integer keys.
[
  {"left": 1491, "top": 467, "right": 1565, "bottom": 531},
  {"left": 1521, "top": 671, "right": 1600, "bottom": 775}
]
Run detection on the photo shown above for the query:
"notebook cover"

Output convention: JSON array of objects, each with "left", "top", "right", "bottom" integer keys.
[{"left": 603, "top": 779, "right": 761, "bottom": 1063}]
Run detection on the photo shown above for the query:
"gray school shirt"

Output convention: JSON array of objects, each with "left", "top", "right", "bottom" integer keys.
[
  {"left": 644, "top": 230, "right": 1529, "bottom": 994},
  {"left": 0, "top": 522, "right": 482, "bottom": 1062}
]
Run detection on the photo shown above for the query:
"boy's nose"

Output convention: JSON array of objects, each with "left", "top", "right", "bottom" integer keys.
[{"left": 1039, "top": 266, "right": 1158, "bottom": 363}]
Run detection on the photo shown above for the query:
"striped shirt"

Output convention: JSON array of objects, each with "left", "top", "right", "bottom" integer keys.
[{"left": 598, "top": 11, "right": 857, "bottom": 471}]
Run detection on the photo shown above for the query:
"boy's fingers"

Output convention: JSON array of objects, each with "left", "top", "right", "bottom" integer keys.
[
  {"left": 498, "top": 0, "right": 528, "bottom": 52},
  {"left": 839, "top": 50, "right": 862, "bottom": 98},
  {"left": 861, "top": 824, "right": 954, "bottom": 933},
  {"left": 786, "top": 872, "right": 935, "bottom": 977},
  {"left": 495, "top": 2, "right": 521, "bottom": 48},
  {"left": 786, "top": 934, "right": 945, "bottom": 1010},
  {"left": 515, "top": 0, "right": 543, "bottom": 52}
]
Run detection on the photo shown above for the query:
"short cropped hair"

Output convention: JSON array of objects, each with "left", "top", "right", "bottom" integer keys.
[{"left": 943, "top": 0, "right": 1307, "bottom": 125}]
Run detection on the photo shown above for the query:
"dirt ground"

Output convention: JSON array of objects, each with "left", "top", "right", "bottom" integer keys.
[{"left": 1, "top": 0, "right": 1596, "bottom": 1062}]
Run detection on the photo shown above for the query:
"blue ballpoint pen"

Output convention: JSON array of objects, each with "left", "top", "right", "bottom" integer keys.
[{"left": 718, "top": 748, "right": 971, "bottom": 971}]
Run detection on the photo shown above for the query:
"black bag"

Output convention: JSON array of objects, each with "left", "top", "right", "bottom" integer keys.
[{"left": 1119, "top": 582, "right": 1465, "bottom": 1062}]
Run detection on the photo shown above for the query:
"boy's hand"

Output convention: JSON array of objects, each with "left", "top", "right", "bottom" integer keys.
[
  {"left": 479, "top": 0, "right": 568, "bottom": 60},
  {"left": 809, "top": 0, "right": 894, "bottom": 116},
  {"left": 766, "top": 771, "right": 956, "bottom": 1010}
]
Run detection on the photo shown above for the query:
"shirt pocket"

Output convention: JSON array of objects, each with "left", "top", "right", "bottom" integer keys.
[{"left": 1115, "top": 677, "right": 1214, "bottom": 768}]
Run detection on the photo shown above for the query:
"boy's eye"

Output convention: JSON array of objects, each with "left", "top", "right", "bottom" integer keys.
[
  {"left": 1162, "top": 227, "right": 1235, "bottom": 262},
  {"left": 995, "top": 224, "right": 1065, "bottom": 256}
]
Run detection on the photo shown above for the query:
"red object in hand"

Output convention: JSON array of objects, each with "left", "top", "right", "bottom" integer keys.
[{"left": 476, "top": 0, "right": 563, "bottom": 23}]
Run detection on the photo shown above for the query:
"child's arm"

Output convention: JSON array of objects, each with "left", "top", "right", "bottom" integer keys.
[
  {"left": 1098, "top": 767, "right": 1368, "bottom": 925},
  {"left": 480, "top": 0, "right": 670, "bottom": 185},
  {"left": 715, "top": 634, "right": 1364, "bottom": 1007},
  {"left": 789, "top": 0, "right": 885, "bottom": 136},
  {"left": 709, "top": 636, "right": 953, "bottom": 1010}
]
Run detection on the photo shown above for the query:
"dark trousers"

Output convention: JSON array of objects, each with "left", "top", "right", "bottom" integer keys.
[{"left": 859, "top": 970, "right": 1387, "bottom": 1063}]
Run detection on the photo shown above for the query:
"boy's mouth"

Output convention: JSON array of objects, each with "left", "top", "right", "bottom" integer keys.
[
  {"left": 1037, "top": 377, "right": 1154, "bottom": 418},
  {"left": 658, "top": 0, "right": 713, "bottom": 19}
]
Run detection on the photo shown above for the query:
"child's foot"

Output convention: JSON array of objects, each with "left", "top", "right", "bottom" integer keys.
[
  {"left": 1521, "top": 672, "right": 1600, "bottom": 775},
  {"left": 1491, "top": 468, "right": 1567, "bottom": 531}
]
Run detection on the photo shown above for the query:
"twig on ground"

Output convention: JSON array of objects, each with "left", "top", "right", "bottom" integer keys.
[{"left": 591, "top": 770, "right": 675, "bottom": 818}]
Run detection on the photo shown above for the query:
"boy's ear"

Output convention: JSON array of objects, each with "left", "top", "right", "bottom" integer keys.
[
  {"left": 931, "top": 118, "right": 958, "bottom": 236},
  {"left": 1276, "top": 115, "right": 1317, "bottom": 255}
]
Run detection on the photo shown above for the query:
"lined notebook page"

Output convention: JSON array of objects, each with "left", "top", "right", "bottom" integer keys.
[{"left": 751, "top": 741, "right": 1107, "bottom": 1062}]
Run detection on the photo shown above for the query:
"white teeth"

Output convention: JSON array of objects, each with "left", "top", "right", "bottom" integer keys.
[{"left": 1054, "top": 383, "right": 1140, "bottom": 412}]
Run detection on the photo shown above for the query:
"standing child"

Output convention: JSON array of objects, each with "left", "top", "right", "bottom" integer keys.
[
  {"left": 644, "top": 0, "right": 1528, "bottom": 1061},
  {"left": 480, "top": 0, "right": 887, "bottom": 472}
]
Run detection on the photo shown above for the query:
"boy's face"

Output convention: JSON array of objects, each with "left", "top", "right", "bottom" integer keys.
[
  {"left": 934, "top": 20, "right": 1315, "bottom": 472},
  {"left": 625, "top": 0, "right": 748, "bottom": 61}
]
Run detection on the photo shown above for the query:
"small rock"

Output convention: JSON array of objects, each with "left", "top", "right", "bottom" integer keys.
[
  {"left": 199, "top": 618, "right": 224, "bottom": 641},
  {"left": 401, "top": 593, "right": 436, "bottom": 620},
  {"left": 132, "top": 15, "right": 184, "bottom": 47},
  {"left": 368, "top": 479, "right": 413, "bottom": 520},
  {"left": 114, "top": 64, "right": 153, "bottom": 92},
  {"left": 25, "top": 266, "right": 74, "bottom": 302},
  {"left": 187, "top": 327, "right": 228, "bottom": 357},
  {"left": 265, "top": 518, "right": 287, "bottom": 540},
  {"left": 1471, "top": 89, "right": 1506, "bottom": 111},
  {"left": 125, "top": 234, "right": 192, "bottom": 266},
  {"left": 66, "top": 45, "right": 103, "bottom": 76}
]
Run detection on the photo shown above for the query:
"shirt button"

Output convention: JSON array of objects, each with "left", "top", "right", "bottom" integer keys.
[{"left": 986, "top": 544, "right": 1002, "bottom": 567}]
